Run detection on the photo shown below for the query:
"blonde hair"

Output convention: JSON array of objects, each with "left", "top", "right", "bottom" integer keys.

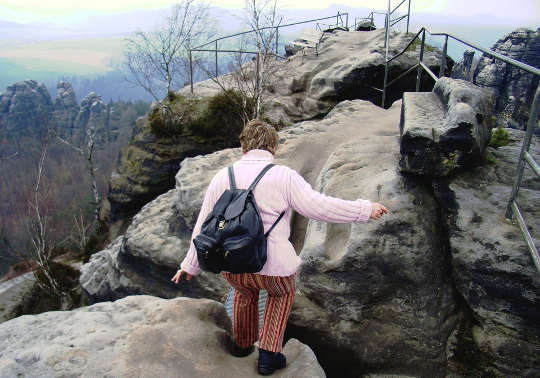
[{"left": 239, "top": 119, "right": 279, "bottom": 154}]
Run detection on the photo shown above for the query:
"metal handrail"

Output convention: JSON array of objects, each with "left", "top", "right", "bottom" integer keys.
[
  {"left": 377, "top": 17, "right": 540, "bottom": 274},
  {"left": 188, "top": 11, "right": 348, "bottom": 92}
]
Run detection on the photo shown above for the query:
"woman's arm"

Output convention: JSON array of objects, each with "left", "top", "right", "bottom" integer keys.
[{"left": 286, "top": 167, "right": 376, "bottom": 223}]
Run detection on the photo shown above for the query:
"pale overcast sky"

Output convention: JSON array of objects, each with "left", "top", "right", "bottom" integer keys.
[{"left": 0, "top": 0, "right": 538, "bottom": 25}]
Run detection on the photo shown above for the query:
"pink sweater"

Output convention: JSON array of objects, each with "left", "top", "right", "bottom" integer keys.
[{"left": 180, "top": 149, "right": 372, "bottom": 277}]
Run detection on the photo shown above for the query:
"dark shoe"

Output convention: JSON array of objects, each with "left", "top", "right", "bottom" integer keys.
[
  {"left": 231, "top": 342, "right": 254, "bottom": 357},
  {"left": 258, "top": 348, "right": 286, "bottom": 375}
]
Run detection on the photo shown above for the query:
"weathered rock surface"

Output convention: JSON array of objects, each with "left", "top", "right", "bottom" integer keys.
[
  {"left": 81, "top": 190, "right": 229, "bottom": 303},
  {"left": 0, "top": 80, "right": 53, "bottom": 155},
  {"left": 400, "top": 77, "right": 494, "bottom": 176},
  {"left": 84, "top": 99, "right": 459, "bottom": 376},
  {"left": 452, "top": 27, "right": 540, "bottom": 130},
  {"left": 74, "top": 91, "right": 111, "bottom": 145},
  {"left": 450, "top": 49, "right": 478, "bottom": 82},
  {"left": 282, "top": 101, "right": 457, "bottom": 377},
  {"left": 52, "top": 81, "right": 79, "bottom": 142},
  {"left": 181, "top": 28, "right": 452, "bottom": 122},
  {"left": 0, "top": 272, "right": 36, "bottom": 323},
  {"left": 0, "top": 295, "right": 325, "bottom": 377},
  {"left": 437, "top": 129, "right": 540, "bottom": 376},
  {"left": 355, "top": 19, "right": 376, "bottom": 31},
  {"left": 105, "top": 111, "right": 231, "bottom": 229}
]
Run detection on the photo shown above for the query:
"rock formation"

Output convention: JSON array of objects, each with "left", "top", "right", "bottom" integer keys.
[
  {"left": 182, "top": 28, "right": 452, "bottom": 122},
  {"left": 82, "top": 74, "right": 540, "bottom": 376},
  {"left": 450, "top": 49, "right": 478, "bottom": 82},
  {"left": 452, "top": 27, "right": 540, "bottom": 130},
  {"left": 400, "top": 77, "right": 494, "bottom": 176},
  {"left": 52, "top": 81, "right": 79, "bottom": 141},
  {"left": 74, "top": 92, "right": 110, "bottom": 145},
  {"left": 0, "top": 295, "right": 325, "bottom": 377},
  {"left": 105, "top": 110, "right": 234, "bottom": 230},
  {"left": 0, "top": 80, "right": 53, "bottom": 155},
  {"left": 107, "top": 27, "right": 452, "bottom": 232},
  {"left": 437, "top": 128, "right": 540, "bottom": 376}
]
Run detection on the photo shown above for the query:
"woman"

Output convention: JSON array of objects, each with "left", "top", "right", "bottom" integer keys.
[{"left": 171, "top": 119, "right": 387, "bottom": 375}]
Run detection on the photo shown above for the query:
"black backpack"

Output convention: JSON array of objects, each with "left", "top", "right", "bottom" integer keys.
[{"left": 193, "top": 163, "right": 285, "bottom": 274}]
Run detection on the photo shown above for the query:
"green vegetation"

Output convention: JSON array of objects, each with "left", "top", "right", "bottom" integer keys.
[
  {"left": 149, "top": 90, "right": 255, "bottom": 141},
  {"left": 489, "top": 126, "right": 510, "bottom": 148},
  {"left": 405, "top": 38, "right": 435, "bottom": 53}
]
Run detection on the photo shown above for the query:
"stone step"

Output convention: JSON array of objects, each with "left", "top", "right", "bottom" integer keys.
[{"left": 399, "top": 77, "right": 494, "bottom": 177}]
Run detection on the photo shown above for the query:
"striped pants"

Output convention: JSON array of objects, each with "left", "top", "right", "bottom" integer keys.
[{"left": 221, "top": 272, "right": 296, "bottom": 353}]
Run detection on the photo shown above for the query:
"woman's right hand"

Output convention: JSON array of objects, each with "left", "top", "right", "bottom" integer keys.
[
  {"left": 171, "top": 269, "right": 193, "bottom": 284},
  {"left": 370, "top": 202, "right": 388, "bottom": 220}
]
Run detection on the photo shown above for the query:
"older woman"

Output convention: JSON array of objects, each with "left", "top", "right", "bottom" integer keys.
[{"left": 172, "top": 119, "right": 387, "bottom": 375}]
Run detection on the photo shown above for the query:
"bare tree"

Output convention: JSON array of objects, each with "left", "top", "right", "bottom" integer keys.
[
  {"left": 57, "top": 122, "right": 100, "bottom": 222},
  {"left": 124, "top": 0, "right": 214, "bottom": 103},
  {"left": 25, "top": 142, "right": 74, "bottom": 309},
  {"left": 200, "top": 0, "right": 284, "bottom": 120}
]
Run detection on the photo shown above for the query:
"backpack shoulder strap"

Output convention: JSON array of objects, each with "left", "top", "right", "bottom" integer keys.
[
  {"left": 247, "top": 163, "right": 275, "bottom": 192},
  {"left": 228, "top": 166, "right": 237, "bottom": 190},
  {"left": 264, "top": 210, "right": 286, "bottom": 238}
]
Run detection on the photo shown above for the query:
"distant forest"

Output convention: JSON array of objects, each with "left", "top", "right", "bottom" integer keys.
[{"left": 0, "top": 99, "right": 150, "bottom": 278}]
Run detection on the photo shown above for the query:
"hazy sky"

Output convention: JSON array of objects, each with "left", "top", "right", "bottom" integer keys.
[{"left": 1, "top": 0, "right": 538, "bottom": 26}]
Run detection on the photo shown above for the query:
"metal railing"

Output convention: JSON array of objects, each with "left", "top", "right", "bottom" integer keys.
[
  {"left": 377, "top": 18, "right": 540, "bottom": 274},
  {"left": 188, "top": 11, "right": 348, "bottom": 93}
]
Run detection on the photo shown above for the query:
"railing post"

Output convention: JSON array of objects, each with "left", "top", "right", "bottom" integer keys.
[
  {"left": 215, "top": 40, "right": 218, "bottom": 77},
  {"left": 439, "top": 34, "right": 448, "bottom": 78},
  {"left": 189, "top": 50, "right": 193, "bottom": 94},
  {"left": 346, "top": 13, "right": 349, "bottom": 29},
  {"left": 407, "top": 0, "right": 411, "bottom": 33},
  {"left": 505, "top": 83, "right": 540, "bottom": 219},
  {"left": 384, "top": 0, "right": 390, "bottom": 48},
  {"left": 382, "top": 2, "right": 391, "bottom": 108},
  {"left": 275, "top": 27, "right": 279, "bottom": 55},
  {"left": 336, "top": 11, "right": 339, "bottom": 27},
  {"left": 416, "top": 29, "right": 426, "bottom": 92}
]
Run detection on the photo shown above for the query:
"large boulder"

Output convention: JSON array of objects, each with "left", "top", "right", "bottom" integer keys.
[
  {"left": 437, "top": 129, "right": 540, "bottom": 376},
  {"left": 399, "top": 77, "right": 494, "bottom": 176},
  {"left": 181, "top": 29, "right": 453, "bottom": 122},
  {"left": 83, "top": 99, "right": 458, "bottom": 376},
  {"left": 81, "top": 190, "right": 229, "bottom": 303},
  {"left": 285, "top": 101, "right": 457, "bottom": 377},
  {"left": 0, "top": 295, "right": 325, "bottom": 377},
  {"left": 105, "top": 94, "right": 243, "bottom": 231}
]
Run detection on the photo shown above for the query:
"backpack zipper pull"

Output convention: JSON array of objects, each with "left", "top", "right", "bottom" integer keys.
[{"left": 218, "top": 220, "right": 226, "bottom": 230}]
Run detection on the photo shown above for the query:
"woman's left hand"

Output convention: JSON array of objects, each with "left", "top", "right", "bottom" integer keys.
[{"left": 171, "top": 270, "right": 193, "bottom": 284}]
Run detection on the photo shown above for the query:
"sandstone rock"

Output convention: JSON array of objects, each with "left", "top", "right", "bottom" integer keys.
[
  {"left": 281, "top": 100, "right": 457, "bottom": 377},
  {"left": 436, "top": 129, "right": 540, "bottom": 376},
  {"left": 106, "top": 112, "right": 227, "bottom": 228},
  {"left": 453, "top": 28, "right": 540, "bottom": 131},
  {"left": 0, "top": 295, "right": 325, "bottom": 377},
  {"left": 81, "top": 190, "right": 229, "bottom": 303},
  {"left": 74, "top": 91, "right": 110, "bottom": 146},
  {"left": 355, "top": 19, "right": 376, "bottom": 31},
  {"left": 0, "top": 272, "right": 36, "bottom": 323},
  {"left": 0, "top": 80, "right": 53, "bottom": 155},
  {"left": 181, "top": 29, "right": 452, "bottom": 122},
  {"left": 450, "top": 49, "right": 478, "bottom": 82},
  {"left": 84, "top": 99, "right": 459, "bottom": 376},
  {"left": 400, "top": 77, "right": 494, "bottom": 176},
  {"left": 52, "top": 81, "right": 79, "bottom": 142}
]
